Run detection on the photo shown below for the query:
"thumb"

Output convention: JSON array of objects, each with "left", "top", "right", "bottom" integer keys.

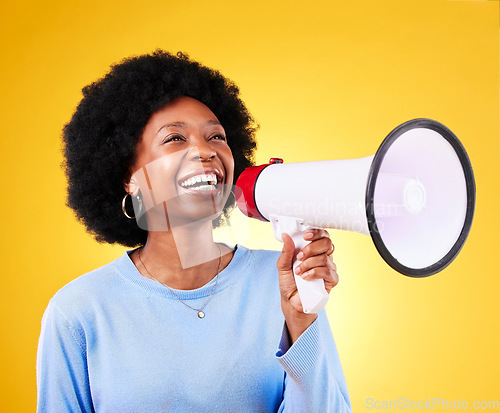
[{"left": 277, "top": 233, "right": 296, "bottom": 273}]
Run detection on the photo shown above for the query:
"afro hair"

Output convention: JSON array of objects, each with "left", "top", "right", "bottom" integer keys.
[{"left": 62, "top": 50, "right": 257, "bottom": 247}]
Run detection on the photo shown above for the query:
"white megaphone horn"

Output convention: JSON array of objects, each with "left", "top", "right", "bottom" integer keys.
[{"left": 235, "top": 119, "right": 476, "bottom": 314}]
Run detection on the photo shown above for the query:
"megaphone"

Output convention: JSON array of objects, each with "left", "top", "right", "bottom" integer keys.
[{"left": 235, "top": 119, "right": 475, "bottom": 314}]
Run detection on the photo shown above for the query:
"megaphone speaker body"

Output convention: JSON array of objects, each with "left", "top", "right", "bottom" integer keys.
[{"left": 236, "top": 119, "right": 475, "bottom": 313}]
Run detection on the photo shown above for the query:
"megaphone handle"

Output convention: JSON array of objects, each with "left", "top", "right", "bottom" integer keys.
[{"left": 270, "top": 215, "right": 330, "bottom": 314}]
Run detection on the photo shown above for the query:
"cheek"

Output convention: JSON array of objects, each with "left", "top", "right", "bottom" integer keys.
[
  {"left": 133, "top": 154, "right": 181, "bottom": 208},
  {"left": 221, "top": 149, "right": 235, "bottom": 181}
]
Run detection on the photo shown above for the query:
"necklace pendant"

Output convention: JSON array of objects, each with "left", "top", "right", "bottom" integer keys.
[{"left": 197, "top": 311, "right": 205, "bottom": 319}]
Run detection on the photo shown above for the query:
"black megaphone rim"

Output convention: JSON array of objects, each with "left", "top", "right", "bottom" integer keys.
[{"left": 365, "top": 118, "right": 476, "bottom": 277}]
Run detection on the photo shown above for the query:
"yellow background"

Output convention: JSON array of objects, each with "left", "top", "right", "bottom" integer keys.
[{"left": 1, "top": 0, "right": 498, "bottom": 411}]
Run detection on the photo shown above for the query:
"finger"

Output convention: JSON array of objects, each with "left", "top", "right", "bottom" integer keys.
[
  {"left": 276, "top": 233, "right": 296, "bottom": 272},
  {"left": 297, "top": 267, "right": 339, "bottom": 294},
  {"left": 295, "top": 253, "right": 337, "bottom": 276},
  {"left": 327, "top": 259, "right": 337, "bottom": 273},
  {"left": 300, "top": 266, "right": 338, "bottom": 284},
  {"left": 294, "top": 254, "right": 329, "bottom": 275},
  {"left": 326, "top": 243, "right": 335, "bottom": 256},
  {"left": 303, "top": 228, "right": 330, "bottom": 242},
  {"left": 297, "top": 237, "right": 334, "bottom": 261},
  {"left": 324, "top": 269, "right": 340, "bottom": 293}
]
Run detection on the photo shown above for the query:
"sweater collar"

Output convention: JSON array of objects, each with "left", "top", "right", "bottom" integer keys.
[{"left": 113, "top": 244, "right": 248, "bottom": 300}]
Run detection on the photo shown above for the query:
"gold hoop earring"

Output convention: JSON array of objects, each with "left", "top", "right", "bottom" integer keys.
[{"left": 122, "top": 193, "right": 142, "bottom": 219}]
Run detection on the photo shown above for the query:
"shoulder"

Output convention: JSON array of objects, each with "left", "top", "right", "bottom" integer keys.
[
  {"left": 47, "top": 253, "right": 127, "bottom": 318},
  {"left": 232, "top": 245, "right": 281, "bottom": 270},
  {"left": 224, "top": 245, "right": 281, "bottom": 291}
]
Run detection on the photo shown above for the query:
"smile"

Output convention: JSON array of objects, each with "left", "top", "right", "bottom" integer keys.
[{"left": 179, "top": 172, "right": 222, "bottom": 192}]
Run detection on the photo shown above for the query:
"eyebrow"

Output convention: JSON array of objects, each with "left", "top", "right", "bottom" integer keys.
[{"left": 156, "top": 120, "right": 223, "bottom": 136}]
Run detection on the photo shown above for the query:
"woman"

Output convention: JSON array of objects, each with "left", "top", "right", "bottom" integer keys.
[{"left": 36, "top": 51, "right": 351, "bottom": 412}]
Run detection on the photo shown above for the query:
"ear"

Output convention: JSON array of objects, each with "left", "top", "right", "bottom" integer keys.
[{"left": 123, "top": 175, "right": 140, "bottom": 197}]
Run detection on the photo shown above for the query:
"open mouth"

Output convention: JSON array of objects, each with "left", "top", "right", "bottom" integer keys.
[{"left": 179, "top": 172, "right": 222, "bottom": 193}]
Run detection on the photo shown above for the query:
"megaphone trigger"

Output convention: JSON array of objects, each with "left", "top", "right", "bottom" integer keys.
[{"left": 270, "top": 215, "right": 330, "bottom": 314}]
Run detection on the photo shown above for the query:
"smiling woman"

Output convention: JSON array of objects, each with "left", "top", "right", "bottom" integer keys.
[{"left": 36, "top": 50, "right": 351, "bottom": 412}]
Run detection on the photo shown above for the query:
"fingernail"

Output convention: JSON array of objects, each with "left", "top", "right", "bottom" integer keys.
[
  {"left": 297, "top": 251, "right": 304, "bottom": 261},
  {"left": 302, "top": 271, "right": 310, "bottom": 279},
  {"left": 304, "top": 232, "right": 313, "bottom": 240},
  {"left": 295, "top": 266, "right": 301, "bottom": 274}
]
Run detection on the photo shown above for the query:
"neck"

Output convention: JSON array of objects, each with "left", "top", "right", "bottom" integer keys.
[{"left": 134, "top": 221, "right": 227, "bottom": 290}]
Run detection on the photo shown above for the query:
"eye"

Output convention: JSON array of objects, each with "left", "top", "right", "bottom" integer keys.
[
  {"left": 209, "top": 133, "right": 226, "bottom": 141},
  {"left": 162, "top": 134, "right": 185, "bottom": 144}
]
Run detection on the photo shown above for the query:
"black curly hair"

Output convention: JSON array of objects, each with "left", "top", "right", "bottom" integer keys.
[{"left": 62, "top": 50, "right": 257, "bottom": 247}]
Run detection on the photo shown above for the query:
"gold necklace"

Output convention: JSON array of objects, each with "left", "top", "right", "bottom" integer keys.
[{"left": 137, "top": 244, "right": 221, "bottom": 319}]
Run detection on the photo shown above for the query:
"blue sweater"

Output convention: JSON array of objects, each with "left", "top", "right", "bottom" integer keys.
[{"left": 36, "top": 246, "right": 351, "bottom": 412}]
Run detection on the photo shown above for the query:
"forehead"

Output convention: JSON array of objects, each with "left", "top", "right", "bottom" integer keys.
[{"left": 146, "top": 96, "right": 220, "bottom": 130}]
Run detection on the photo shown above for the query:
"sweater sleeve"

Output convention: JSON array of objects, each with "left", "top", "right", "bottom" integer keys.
[
  {"left": 36, "top": 300, "right": 94, "bottom": 413},
  {"left": 275, "top": 310, "right": 352, "bottom": 413}
]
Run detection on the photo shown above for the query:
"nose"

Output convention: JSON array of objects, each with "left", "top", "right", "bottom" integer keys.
[{"left": 188, "top": 139, "right": 216, "bottom": 162}]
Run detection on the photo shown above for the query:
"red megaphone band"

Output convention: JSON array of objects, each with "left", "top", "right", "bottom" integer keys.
[{"left": 235, "top": 158, "right": 283, "bottom": 222}]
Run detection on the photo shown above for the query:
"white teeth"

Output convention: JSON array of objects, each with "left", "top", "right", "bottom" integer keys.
[
  {"left": 187, "top": 184, "right": 216, "bottom": 191},
  {"left": 180, "top": 173, "right": 218, "bottom": 188}
]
